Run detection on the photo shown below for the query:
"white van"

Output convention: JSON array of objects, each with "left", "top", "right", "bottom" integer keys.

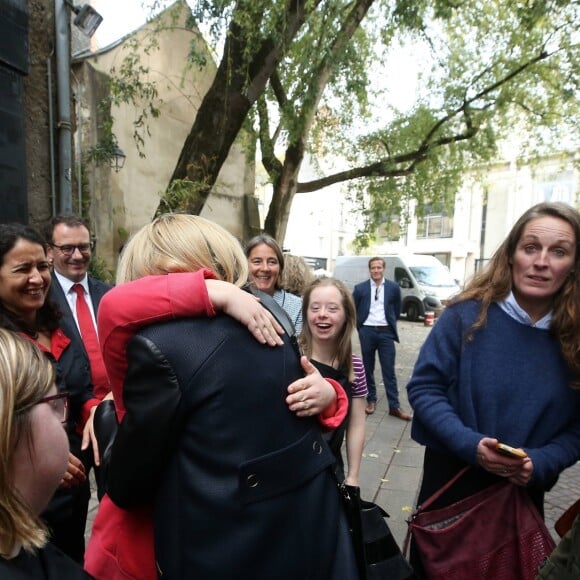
[{"left": 333, "top": 254, "right": 460, "bottom": 321}]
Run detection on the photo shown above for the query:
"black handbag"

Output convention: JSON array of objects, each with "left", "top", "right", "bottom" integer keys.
[
  {"left": 93, "top": 398, "right": 118, "bottom": 500},
  {"left": 339, "top": 483, "right": 416, "bottom": 580}
]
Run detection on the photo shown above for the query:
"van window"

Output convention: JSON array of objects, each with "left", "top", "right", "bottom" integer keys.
[
  {"left": 409, "top": 266, "right": 457, "bottom": 287},
  {"left": 394, "top": 267, "right": 408, "bottom": 283}
]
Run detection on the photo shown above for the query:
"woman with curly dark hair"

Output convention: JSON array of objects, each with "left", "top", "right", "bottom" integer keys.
[{"left": 0, "top": 223, "right": 96, "bottom": 563}]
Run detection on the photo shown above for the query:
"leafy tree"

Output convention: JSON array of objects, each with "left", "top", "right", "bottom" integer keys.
[{"left": 120, "top": 0, "right": 579, "bottom": 243}]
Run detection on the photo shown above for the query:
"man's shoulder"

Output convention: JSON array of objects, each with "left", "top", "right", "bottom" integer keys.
[
  {"left": 88, "top": 275, "right": 113, "bottom": 292},
  {"left": 384, "top": 278, "right": 400, "bottom": 291},
  {"left": 353, "top": 280, "right": 370, "bottom": 292},
  {"left": 48, "top": 273, "right": 66, "bottom": 298}
]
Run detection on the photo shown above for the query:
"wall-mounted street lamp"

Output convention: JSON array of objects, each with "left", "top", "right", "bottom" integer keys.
[
  {"left": 110, "top": 146, "right": 126, "bottom": 173},
  {"left": 63, "top": 1, "right": 103, "bottom": 37}
]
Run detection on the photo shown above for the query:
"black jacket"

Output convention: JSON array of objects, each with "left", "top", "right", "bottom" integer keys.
[
  {"left": 0, "top": 542, "right": 93, "bottom": 579},
  {"left": 108, "top": 314, "right": 358, "bottom": 579}
]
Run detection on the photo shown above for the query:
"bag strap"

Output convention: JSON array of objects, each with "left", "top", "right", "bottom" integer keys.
[
  {"left": 417, "top": 465, "right": 471, "bottom": 512},
  {"left": 403, "top": 465, "right": 471, "bottom": 557}
]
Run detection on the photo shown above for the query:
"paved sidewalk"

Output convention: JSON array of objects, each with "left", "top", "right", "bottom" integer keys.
[{"left": 354, "top": 319, "right": 426, "bottom": 548}]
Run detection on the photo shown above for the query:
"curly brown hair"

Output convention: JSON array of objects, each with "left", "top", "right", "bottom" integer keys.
[{"left": 280, "top": 255, "right": 314, "bottom": 297}]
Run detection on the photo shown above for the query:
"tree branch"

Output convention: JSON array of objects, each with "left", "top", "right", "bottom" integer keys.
[
  {"left": 257, "top": 95, "right": 283, "bottom": 178},
  {"left": 297, "top": 123, "right": 478, "bottom": 193}
]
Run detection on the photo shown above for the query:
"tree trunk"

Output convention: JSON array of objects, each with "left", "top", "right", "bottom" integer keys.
[
  {"left": 264, "top": 143, "right": 305, "bottom": 241},
  {"left": 157, "top": 0, "right": 319, "bottom": 217}
]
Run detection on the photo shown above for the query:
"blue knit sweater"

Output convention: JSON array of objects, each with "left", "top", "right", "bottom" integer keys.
[{"left": 407, "top": 300, "right": 580, "bottom": 486}]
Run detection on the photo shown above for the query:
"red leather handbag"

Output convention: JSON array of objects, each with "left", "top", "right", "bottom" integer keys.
[{"left": 404, "top": 467, "right": 556, "bottom": 580}]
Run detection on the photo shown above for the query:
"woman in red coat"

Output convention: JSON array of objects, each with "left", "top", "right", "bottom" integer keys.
[{"left": 85, "top": 215, "right": 350, "bottom": 580}]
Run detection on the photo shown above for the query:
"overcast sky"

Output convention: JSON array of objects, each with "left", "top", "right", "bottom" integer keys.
[{"left": 91, "top": 0, "right": 173, "bottom": 48}]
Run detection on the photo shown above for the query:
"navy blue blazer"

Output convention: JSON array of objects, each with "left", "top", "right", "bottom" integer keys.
[
  {"left": 352, "top": 278, "right": 401, "bottom": 342},
  {"left": 48, "top": 273, "right": 111, "bottom": 432}
]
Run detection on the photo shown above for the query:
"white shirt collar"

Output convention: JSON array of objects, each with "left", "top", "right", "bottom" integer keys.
[
  {"left": 497, "top": 291, "right": 552, "bottom": 329},
  {"left": 54, "top": 270, "right": 89, "bottom": 295}
]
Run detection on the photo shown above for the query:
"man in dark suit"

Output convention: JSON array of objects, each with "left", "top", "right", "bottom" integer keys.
[
  {"left": 46, "top": 216, "right": 112, "bottom": 517},
  {"left": 353, "top": 257, "right": 411, "bottom": 420},
  {"left": 46, "top": 215, "right": 112, "bottom": 401},
  {"left": 40, "top": 215, "right": 111, "bottom": 560}
]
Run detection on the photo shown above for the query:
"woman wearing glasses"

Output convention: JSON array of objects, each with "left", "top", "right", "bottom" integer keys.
[{"left": 0, "top": 329, "right": 90, "bottom": 577}]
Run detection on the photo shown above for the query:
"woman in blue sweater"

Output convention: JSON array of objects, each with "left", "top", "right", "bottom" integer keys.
[{"left": 407, "top": 201, "right": 580, "bottom": 577}]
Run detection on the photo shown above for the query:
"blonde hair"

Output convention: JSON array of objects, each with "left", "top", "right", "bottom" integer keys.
[
  {"left": 0, "top": 330, "right": 55, "bottom": 556},
  {"left": 456, "top": 202, "right": 580, "bottom": 386},
  {"left": 281, "top": 255, "right": 315, "bottom": 297},
  {"left": 300, "top": 277, "right": 356, "bottom": 382},
  {"left": 117, "top": 214, "right": 248, "bottom": 286}
]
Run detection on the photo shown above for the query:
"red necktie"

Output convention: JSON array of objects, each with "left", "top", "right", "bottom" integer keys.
[{"left": 73, "top": 284, "right": 109, "bottom": 399}]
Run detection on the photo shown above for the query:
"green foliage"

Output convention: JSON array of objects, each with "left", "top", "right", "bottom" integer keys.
[
  {"left": 155, "top": 178, "right": 209, "bottom": 217},
  {"left": 100, "top": 0, "right": 578, "bottom": 242},
  {"left": 85, "top": 81, "right": 120, "bottom": 167},
  {"left": 108, "top": 37, "right": 161, "bottom": 157},
  {"left": 117, "top": 227, "right": 130, "bottom": 243},
  {"left": 88, "top": 257, "right": 114, "bottom": 284},
  {"left": 95, "top": 1, "right": 215, "bottom": 159},
  {"left": 319, "top": 0, "right": 579, "bottom": 244}
]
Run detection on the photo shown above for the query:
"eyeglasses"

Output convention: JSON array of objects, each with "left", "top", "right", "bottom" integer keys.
[
  {"left": 36, "top": 392, "right": 69, "bottom": 424},
  {"left": 375, "top": 286, "right": 380, "bottom": 301},
  {"left": 49, "top": 243, "right": 94, "bottom": 256}
]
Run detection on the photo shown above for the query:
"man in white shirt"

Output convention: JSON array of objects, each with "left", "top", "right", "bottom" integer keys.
[
  {"left": 353, "top": 257, "right": 411, "bottom": 420},
  {"left": 46, "top": 215, "right": 112, "bottom": 401}
]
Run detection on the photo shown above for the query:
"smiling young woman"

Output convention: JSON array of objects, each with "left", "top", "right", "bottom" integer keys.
[{"left": 300, "top": 277, "right": 368, "bottom": 486}]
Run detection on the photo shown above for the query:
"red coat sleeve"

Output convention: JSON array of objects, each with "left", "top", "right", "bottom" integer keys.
[
  {"left": 318, "top": 378, "right": 349, "bottom": 429},
  {"left": 97, "top": 269, "right": 217, "bottom": 421}
]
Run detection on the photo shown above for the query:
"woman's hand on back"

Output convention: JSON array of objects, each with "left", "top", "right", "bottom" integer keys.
[
  {"left": 60, "top": 452, "right": 86, "bottom": 488},
  {"left": 206, "top": 280, "right": 284, "bottom": 346},
  {"left": 287, "top": 357, "right": 336, "bottom": 417}
]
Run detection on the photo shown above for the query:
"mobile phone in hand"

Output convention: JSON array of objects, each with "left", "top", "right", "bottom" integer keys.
[{"left": 495, "top": 442, "right": 528, "bottom": 459}]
